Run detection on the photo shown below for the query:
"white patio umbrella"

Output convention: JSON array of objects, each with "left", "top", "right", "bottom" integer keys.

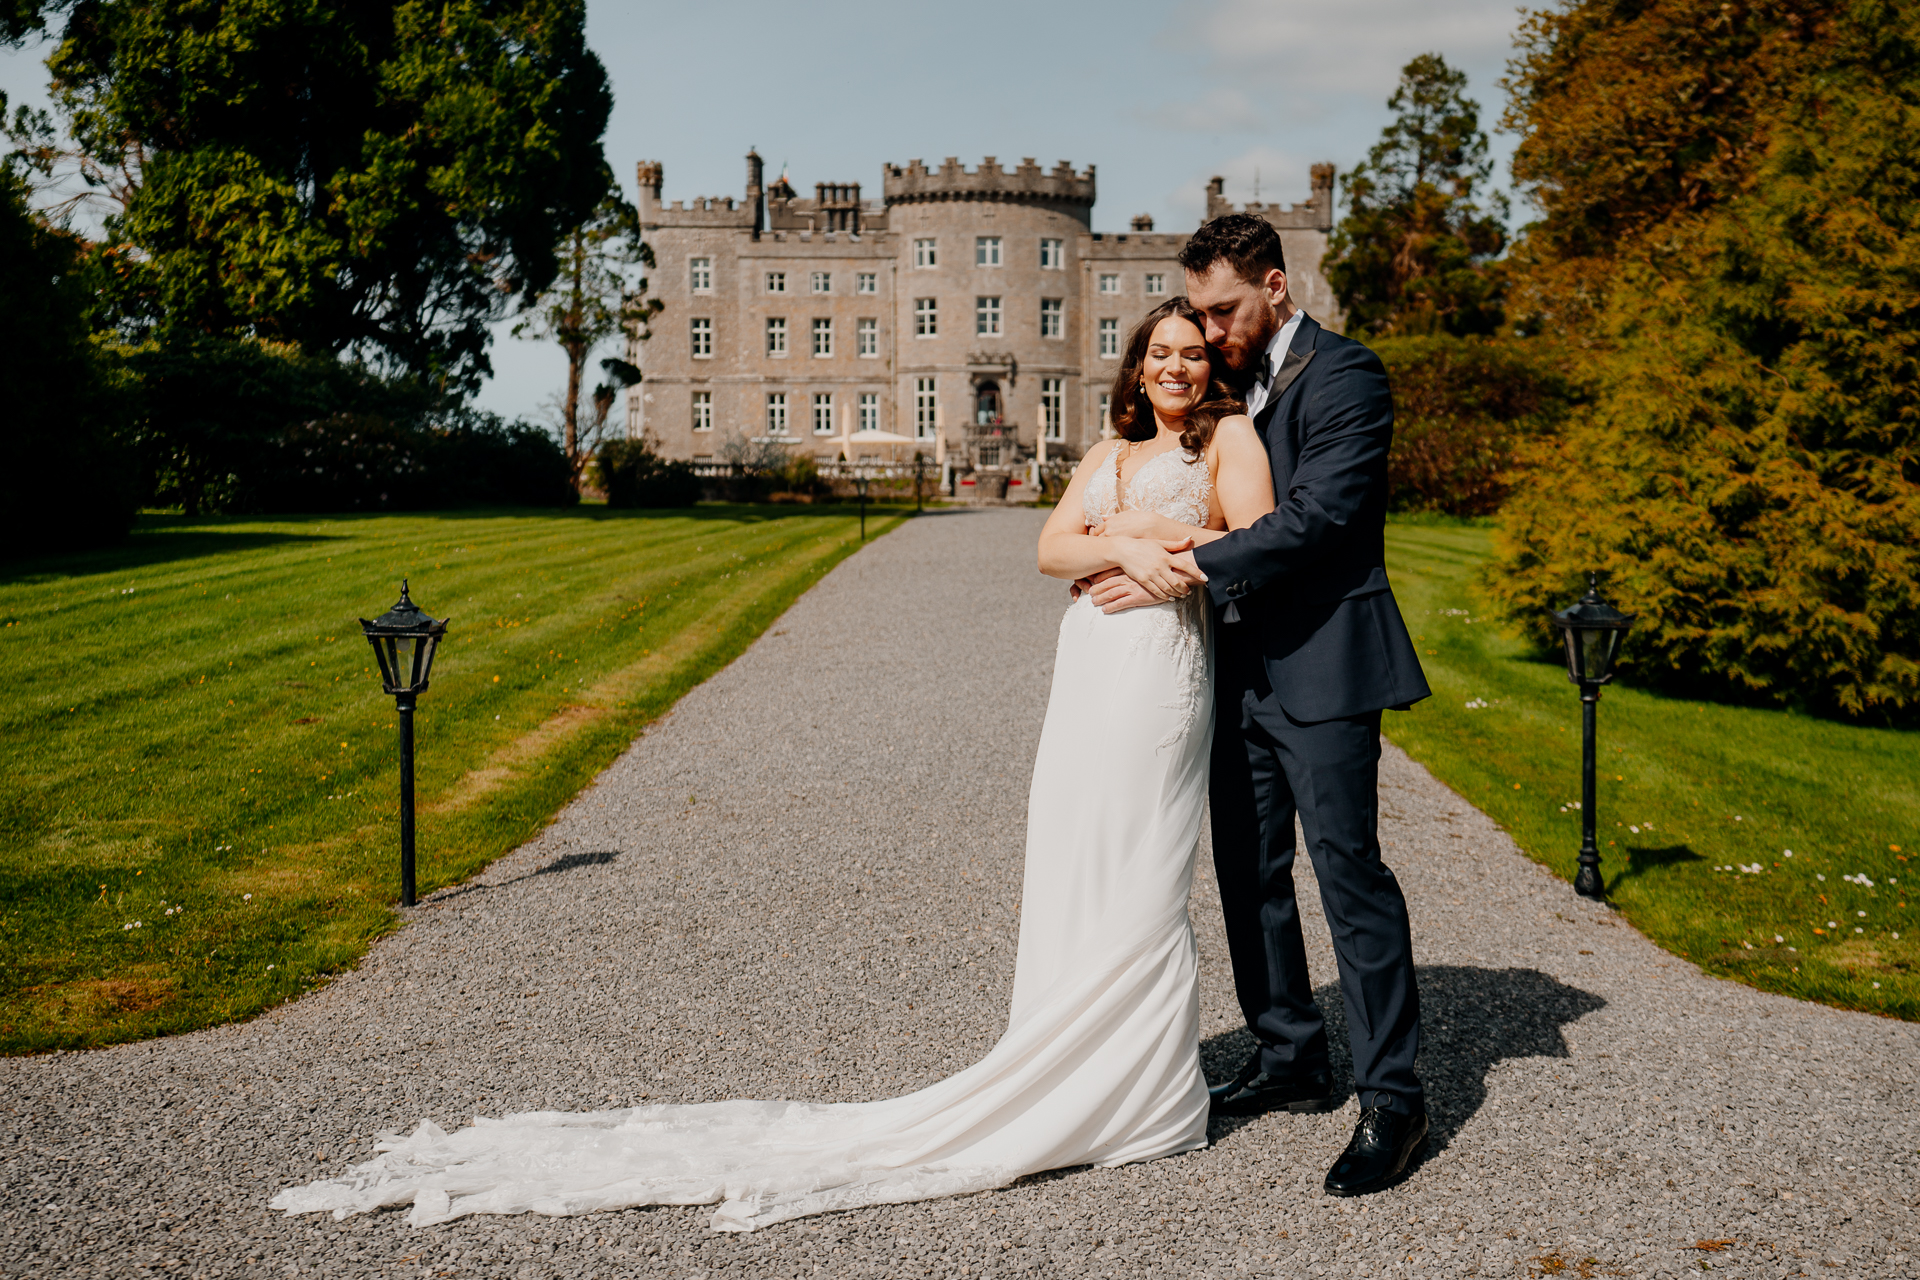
[{"left": 842, "top": 429, "right": 920, "bottom": 463}]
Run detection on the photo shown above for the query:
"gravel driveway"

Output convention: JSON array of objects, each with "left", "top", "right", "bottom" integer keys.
[{"left": 6, "top": 507, "right": 1916, "bottom": 1280}]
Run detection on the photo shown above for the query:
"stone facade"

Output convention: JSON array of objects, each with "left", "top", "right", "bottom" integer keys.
[{"left": 629, "top": 152, "right": 1338, "bottom": 467}]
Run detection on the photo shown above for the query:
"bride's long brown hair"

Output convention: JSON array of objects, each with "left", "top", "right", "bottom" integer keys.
[{"left": 1106, "top": 297, "right": 1244, "bottom": 458}]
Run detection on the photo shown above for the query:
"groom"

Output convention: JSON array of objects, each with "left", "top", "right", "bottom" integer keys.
[{"left": 1090, "top": 213, "right": 1431, "bottom": 1196}]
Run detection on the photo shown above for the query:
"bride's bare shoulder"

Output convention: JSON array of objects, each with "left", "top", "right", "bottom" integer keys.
[
  {"left": 1207, "top": 415, "right": 1263, "bottom": 462},
  {"left": 1077, "top": 438, "right": 1121, "bottom": 472}
]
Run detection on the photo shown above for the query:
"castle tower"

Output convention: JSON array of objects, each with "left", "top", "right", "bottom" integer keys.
[
  {"left": 881, "top": 157, "right": 1101, "bottom": 469},
  {"left": 1202, "top": 166, "right": 1342, "bottom": 326}
]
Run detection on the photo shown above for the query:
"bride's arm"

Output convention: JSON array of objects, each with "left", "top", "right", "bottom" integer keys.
[
  {"left": 1037, "top": 444, "right": 1200, "bottom": 599},
  {"left": 1096, "top": 417, "right": 1275, "bottom": 543}
]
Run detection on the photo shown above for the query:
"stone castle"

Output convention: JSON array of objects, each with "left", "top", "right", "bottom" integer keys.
[{"left": 628, "top": 151, "right": 1338, "bottom": 469}]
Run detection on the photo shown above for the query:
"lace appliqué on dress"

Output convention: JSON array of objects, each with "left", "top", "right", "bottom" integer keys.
[{"left": 1078, "top": 448, "right": 1213, "bottom": 750}]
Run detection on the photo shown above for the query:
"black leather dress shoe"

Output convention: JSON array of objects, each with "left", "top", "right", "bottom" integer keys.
[
  {"left": 1207, "top": 1056, "right": 1338, "bottom": 1116},
  {"left": 1323, "top": 1105, "right": 1428, "bottom": 1196}
]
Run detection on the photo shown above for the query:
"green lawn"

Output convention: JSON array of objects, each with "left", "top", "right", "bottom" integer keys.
[
  {"left": 0, "top": 504, "right": 908, "bottom": 1054},
  {"left": 1383, "top": 517, "right": 1918, "bottom": 1020}
]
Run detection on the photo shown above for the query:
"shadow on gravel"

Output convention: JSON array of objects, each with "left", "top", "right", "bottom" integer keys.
[
  {"left": 424, "top": 850, "right": 622, "bottom": 903},
  {"left": 1203, "top": 966, "right": 1605, "bottom": 1156}
]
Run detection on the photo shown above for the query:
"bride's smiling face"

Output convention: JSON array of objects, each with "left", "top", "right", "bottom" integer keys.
[{"left": 1140, "top": 315, "right": 1211, "bottom": 421}]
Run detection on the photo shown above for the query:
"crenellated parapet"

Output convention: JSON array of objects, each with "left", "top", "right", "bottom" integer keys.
[
  {"left": 1204, "top": 164, "right": 1336, "bottom": 232},
  {"left": 882, "top": 157, "right": 1096, "bottom": 221}
]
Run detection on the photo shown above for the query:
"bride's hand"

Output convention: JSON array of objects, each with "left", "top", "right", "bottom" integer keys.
[
  {"left": 1111, "top": 537, "right": 1196, "bottom": 601},
  {"left": 1098, "top": 510, "right": 1177, "bottom": 540}
]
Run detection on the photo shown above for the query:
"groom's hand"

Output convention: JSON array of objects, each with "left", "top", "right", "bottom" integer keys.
[
  {"left": 1089, "top": 572, "right": 1157, "bottom": 613},
  {"left": 1069, "top": 567, "right": 1123, "bottom": 602}
]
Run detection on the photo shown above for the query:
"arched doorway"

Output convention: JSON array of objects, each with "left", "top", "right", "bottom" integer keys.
[{"left": 974, "top": 380, "right": 1001, "bottom": 425}]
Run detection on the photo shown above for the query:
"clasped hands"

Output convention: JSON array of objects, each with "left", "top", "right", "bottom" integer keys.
[{"left": 1071, "top": 510, "right": 1208, "bottom": 614}]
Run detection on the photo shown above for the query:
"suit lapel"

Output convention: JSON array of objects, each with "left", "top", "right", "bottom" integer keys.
[{"left": 1253, "top": 315, "right": 1319, "bottom": 434}]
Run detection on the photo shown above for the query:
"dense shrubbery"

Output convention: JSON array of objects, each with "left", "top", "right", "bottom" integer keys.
[
  {"left": 596, "top": 438, "right": 700, "bottom": 508},
  {"left": 1484, "top": 0, "right": 1920, "bottom": 720},
  {"left": 120, "top": 334, "right": 574, "bottom": 515},
  {"left": 0, "top": 163, "right": 136, "bottom": 553},
  {"left": 1371, "top": 336, "right": 1576, "bottom": 516}
]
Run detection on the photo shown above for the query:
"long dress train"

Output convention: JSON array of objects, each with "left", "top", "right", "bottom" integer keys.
[{"left": 272, "top": 449, "right": 1218, "bottom": 1232}]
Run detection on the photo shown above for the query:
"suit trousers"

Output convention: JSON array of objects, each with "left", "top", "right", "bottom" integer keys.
[{"left": 1208, "top": 690, "right": 1424, "bottom": 1115}]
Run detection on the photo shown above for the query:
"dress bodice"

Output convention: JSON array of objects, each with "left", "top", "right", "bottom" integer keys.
[{"left": 1082, "top": 445, "right": 1213, "bottom": 530}]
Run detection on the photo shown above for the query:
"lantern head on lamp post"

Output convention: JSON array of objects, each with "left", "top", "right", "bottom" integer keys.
[
  {"left": 359, "top": 580, "right": 449, "bottom": 908},
  {"left": 1549, "top": 572, "right": 1635, "bottom": 900},
  {"left": 853, "top": 471, "right": 871, "bottom": 540}
]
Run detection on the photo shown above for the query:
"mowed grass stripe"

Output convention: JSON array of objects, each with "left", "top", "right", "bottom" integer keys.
[
  {"left": 0, "top": 505, "right": 908, "bottom": 1053},
  {"left": 1381, "top": 517, "right": 1919, "bottom": 1020}
]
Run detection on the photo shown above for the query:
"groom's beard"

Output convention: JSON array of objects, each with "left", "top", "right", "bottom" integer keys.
[
  {"left": 1221, "top": 315, "right": 1277, "bottom": 392},
  {"left": 1221, "top": 310, "right": 1279, "bottom": 381}
]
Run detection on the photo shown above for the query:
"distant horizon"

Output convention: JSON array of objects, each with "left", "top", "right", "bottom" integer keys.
[{"left": 0, "top": 0, "right": 1527, "bottom": 427}]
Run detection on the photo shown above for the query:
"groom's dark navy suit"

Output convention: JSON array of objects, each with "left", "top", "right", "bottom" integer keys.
[{"left": 1191, "top": 313, "right": 1430, "bottom": 1115}]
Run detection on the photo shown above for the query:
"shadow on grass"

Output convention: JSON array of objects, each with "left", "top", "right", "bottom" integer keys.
[
  {"left": 1203, "top": 966, "right": 1606, "bottom": 1156},
  {"left": 1609, "top": 843, "right": 1707, "bottom": 893},
  {"left": 0, "top": 528, "right": 342, "bottom": 584},
  {"left": 1, "top": 502, "right": 927, "bottom": 585}
]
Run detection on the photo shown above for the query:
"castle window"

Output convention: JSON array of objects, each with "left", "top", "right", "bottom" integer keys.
[
  {"left": 856, "top": 272, "right": 877, "bottom": 294},
  {"left": 975, "top": 236, "right": 1001, "bottom": 267},
  {"left": 914, "top": 298, "right": 937, "bottom": 338},
  {"left": 691, "top": 317, "right": 713, "bottom": 358},
  {"left": 813, "top": 393, "right": 834, "bottom": 435},
  {"left": 766, "top": 393, "right": 789, "bottom": 435},
  {"left": 913, "top": 239, "right": 937, "bottom": 268},
  {"left": 766, "top": 272, "right": 786, "bottom": 293},
  {"left": 766, "top": 317, "right": 788, "bottom": 356},
  {"left": 1040, "top": 298, "right": 1063, "bottom": 339},
  {"left": 810, "top": 271, "right": 831, "bottom": 294},
  {"left": 812, "top": 317, "right": 833, "bottom": 357},
  {"left": 914, "top": 377, "right": 938, "bottom": 439},
  {"left": 1145, "top": 273, "right": 1166, "bottom": 296},
  {"left": 1042, "top": 378, "right": 1064, "bottom": 441},
  {"left": 860, "top": 392, "right": 879, "bottom": 432},
  {"left": 1099, "top": 273, "right": 1120, "bottom": 296},
  {"left": 975, "top": 296, "right": 1002, "bottom": 337},
  {"left": 1099, "top": 318, "right": 1119, "bottom": 357},
  {"left": 857, "top": 318, "right": 878, "bottom": 357},
  {"left": 692, "top": 390, "right": 713, "bottom": 432},
  {"left": 1040, "top": 238, "right": 1063, "bottom": 269},
  {"left": 690, "top": 257, "right": 712, "bottom": 292},
  {"left": 1099, "top": 392, "right": 1112, "bottom": 437}
]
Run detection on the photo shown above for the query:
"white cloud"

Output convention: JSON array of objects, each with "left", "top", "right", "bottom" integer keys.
[{"left": 1181, "top": 0, "right": 1523, "bottom": 93}]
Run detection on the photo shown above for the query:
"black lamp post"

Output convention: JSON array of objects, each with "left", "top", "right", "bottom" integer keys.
[
  {"left": 1549, "top": 572, "right": 1636, "bottom": 900},
  {"left": 854, "top": 472, "right": 871, "bottom": 541},
  {"left": 359, "top": 580, "right": 449, "bottom": 908}
]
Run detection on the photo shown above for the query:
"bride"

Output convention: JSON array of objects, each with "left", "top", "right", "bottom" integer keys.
[{"left": 273, "top": 298, "right": 1276, "bottom": 1233}]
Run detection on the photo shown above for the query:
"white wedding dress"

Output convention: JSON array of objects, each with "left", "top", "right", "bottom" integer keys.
[{"left": 274, "top": 448, "right": 1217, "bottom": 1232}]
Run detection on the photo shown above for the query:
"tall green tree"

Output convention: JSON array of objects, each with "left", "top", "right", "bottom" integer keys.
[
  {"left": 1486, "top": 0, "right": 1920, "bottom": 720},
  {"left": 513, "top": 191, "right": 661, "bottom": 490},
  {"left": 1324, "top": 53, "right": 1508, "bottom": 337},
  {"left": 0, "top": 90, "right": 135, "bottom": 551},
  {"left": 41, "top": 0, "right": 614, "bottom": 394}
]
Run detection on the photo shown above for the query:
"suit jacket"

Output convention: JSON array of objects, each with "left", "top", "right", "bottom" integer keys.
[{"left": 1192, "top": 314, "right": 1431, "bottom": 725}]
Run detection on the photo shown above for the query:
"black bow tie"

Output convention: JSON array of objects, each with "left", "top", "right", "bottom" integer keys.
[{"left": 1254, "top": 351, "right": 1275, "bottom": 390}]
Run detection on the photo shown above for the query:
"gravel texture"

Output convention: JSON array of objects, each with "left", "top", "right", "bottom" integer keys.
[{"left": 5, "top": 507, "right": 1917, "bottom": 1280}]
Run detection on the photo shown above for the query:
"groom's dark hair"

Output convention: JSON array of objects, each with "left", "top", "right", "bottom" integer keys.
[{"left": 1178, "top": 213, "right": 1287, "bottom": 285}]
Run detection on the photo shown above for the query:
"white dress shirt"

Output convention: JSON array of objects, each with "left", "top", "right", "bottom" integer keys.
[{"left": 1242, "top": 308, "right": 1306, "bottom": 421}]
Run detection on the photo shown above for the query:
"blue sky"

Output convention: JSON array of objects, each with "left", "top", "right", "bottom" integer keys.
[{"left": 2, "top": 0, "right": 1530, "bottom": 422}]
